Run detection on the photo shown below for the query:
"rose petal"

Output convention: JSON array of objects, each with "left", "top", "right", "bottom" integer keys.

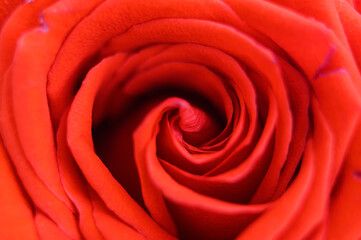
[
  {"left": 272, "top": 57, "right": 310, "bottom": 199},
  {"left": 0, "top": 0, "right": 22, "bottom": 29},
  {"left": 337, "top": 0, "right": 361, "bottom": 71},
  {"left": 1, "top": 0, "right": 103, "bottom": 213},
  {"left": 351, "top": 0, "right": 361, "bottom": 12},
  {"left": 236, "top": 102, "right": 331, "bottom": 239},
  {"left": 279, "top": 102, "right": 333, "bottom": 239},
  {"left": 57, "top": 111, "right": 104, "bottom": 240},
  {"left": 0, "top": 139, "right": 38, "bottom": 240},
  {"left": 268, "top": 0, "right": 348, "bottom": 46},
  {"left": 155, "top": 87, "right": 276, "bottom": 204},
  {"left": 0, "top": 0, "right": 55, "bottom": 76},
  {"left": 134, "top": 97, "right": 267, "bottom": 240},
  {"left": 1, "top": 70, "right": 81, "bottom": 239},
  {"left": 90, "top": 190, "right": 147, "bottom": 240},
  {"left": 92, "top": 45, "right": 167, "bottom": 124},
  {"left": 35, "top": 212, "right": 73, "bottom": 240},
  {"left": 67, "top": 53, "right": 177, "bottom": 240},
  {"left": 312, "top": 70, "right": 361, "bottom": 185},
  {"left": 325, "top": 123, "right": 361, "bottom": 239},
  {"left": 224, "top": 0, "right": 335, "bottom": 79},
  {"left": 47, "top": 0, "right": 246, "bottom": 123}
]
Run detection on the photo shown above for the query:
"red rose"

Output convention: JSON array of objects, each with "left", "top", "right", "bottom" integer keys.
[{"left": 1, "top": 0, "right": 361, "bottom": 239}]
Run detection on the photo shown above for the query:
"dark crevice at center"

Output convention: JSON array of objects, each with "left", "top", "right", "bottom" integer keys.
[
  {"left": 92, "top": 86, "right": 227, "bottom": 210},
  {"left": 287, "top": 158, "right": 302, "bottom": 190}
]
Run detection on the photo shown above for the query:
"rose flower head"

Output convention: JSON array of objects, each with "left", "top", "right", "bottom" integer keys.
[{"left": 1, "top": 0, "right": 361, "bottom": 239}]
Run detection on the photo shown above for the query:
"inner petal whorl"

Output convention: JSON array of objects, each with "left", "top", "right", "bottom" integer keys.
[{"left": 177, "top": 102, "right": 224, "bottom": 147}]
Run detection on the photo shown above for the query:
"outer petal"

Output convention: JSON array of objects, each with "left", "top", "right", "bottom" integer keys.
[
  {"left": 268, "top": 0, "right": 348, "bottom": 46},
  {"left": 324, "top": 122, "right": 361, "bottom": 239},
  {"left": 57, "top": 111, "right": 104, "bottom": 240},
  {"left": 224, "top": 0, "right": 334, "bottom": 80},
  {"left": 236, "top": 101, "right": 332, "bottom": 240},
  {"left": 0, "top": 0, "right": 56, "bottom": 79},
  {"left": 336, "top": 0, "right": 361, "bottom": 72},
  {"left": 89, "top": 190, "right": 147, "bottom": 240},
  {"left": 0, "top": 0, "right": 22, "bottom": 29},
  {"left": 0, "top": 139, "right": 38, "bottom": 240},
  {"left": 35, "top": 213, "right": 72, "bottom": 240}
]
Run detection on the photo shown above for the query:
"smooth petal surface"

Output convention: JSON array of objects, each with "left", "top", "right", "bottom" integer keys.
[{"left": 0, "top": 139, "right": 38, "bottom": 240}]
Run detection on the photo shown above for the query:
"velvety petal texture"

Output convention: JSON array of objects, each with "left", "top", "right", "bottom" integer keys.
[{"left": 0, "top": 0, "right": 360, "bottom": 239}]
